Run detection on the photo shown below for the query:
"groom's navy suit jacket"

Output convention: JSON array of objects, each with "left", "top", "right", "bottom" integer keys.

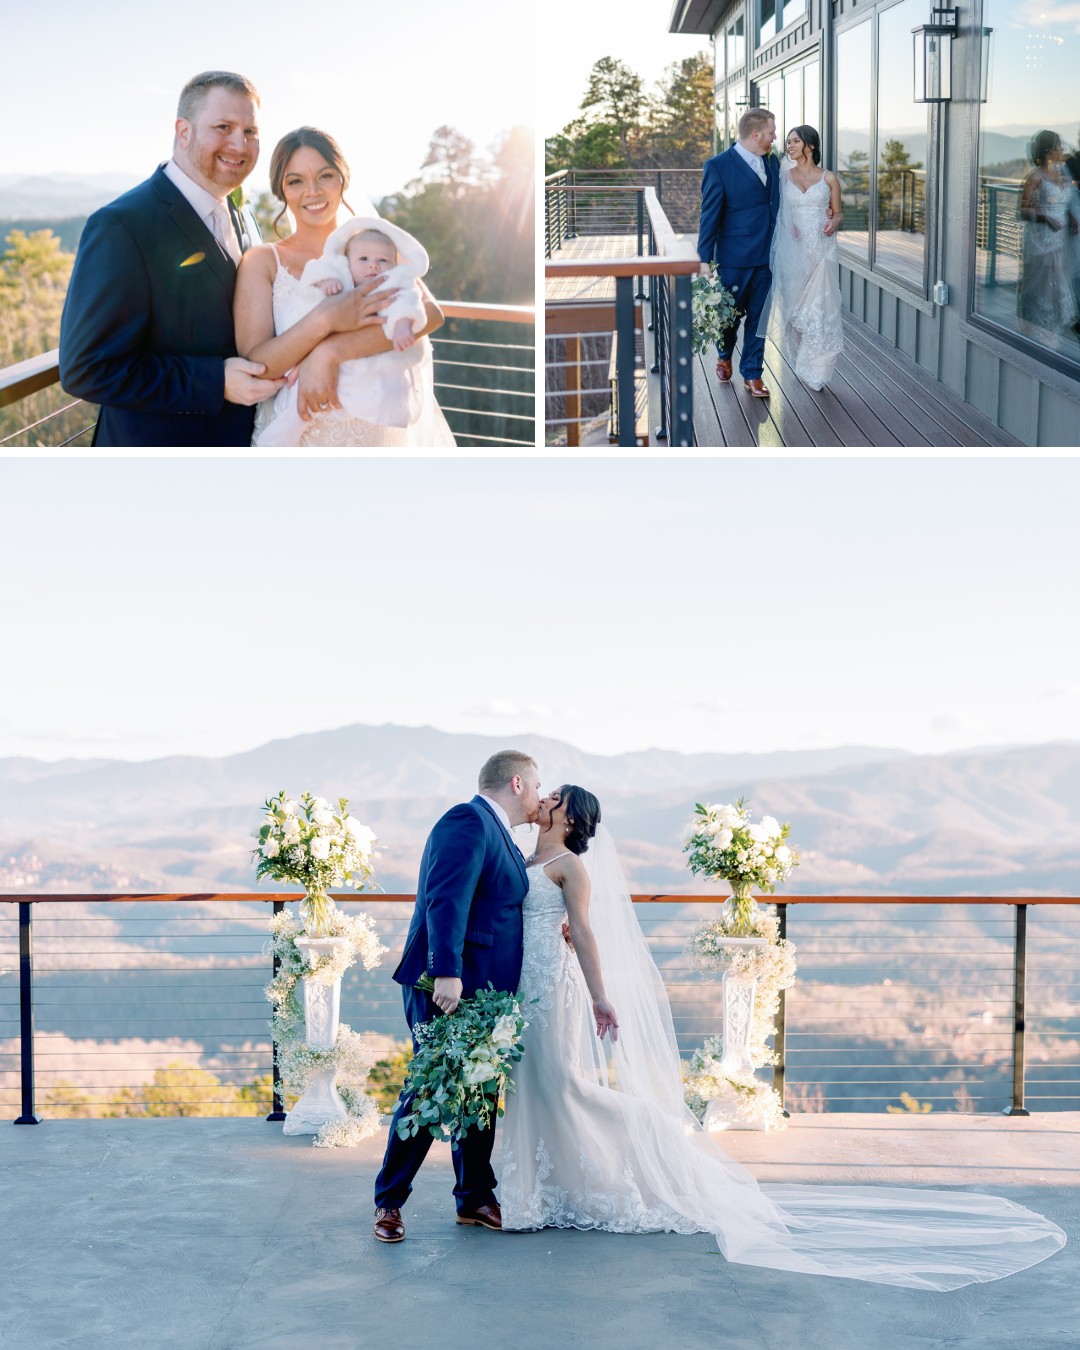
[
  {"left": 394, "top": 796, "right": 530, "bottom": 998},
  {"left": 59, "top": 165, "right": 256, "bottom": 448},
  {"left": 696, "top": 146, "right": 781, "bottom": 268}
]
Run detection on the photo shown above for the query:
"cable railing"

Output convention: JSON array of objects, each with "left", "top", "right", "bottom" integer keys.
[
  {"left": 545, "top": 187, "right": 698, "bottom": 447},
  {"left": 544, "top": 169, "right": 702, "bottom": 250},
  {"left": 3, "top": 892, "right": 1077, "bottom": 1122},
  {"left": 0, "top": 302, "right": 534, "bottom": 450}
]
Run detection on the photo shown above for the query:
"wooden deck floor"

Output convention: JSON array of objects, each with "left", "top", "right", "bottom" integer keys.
[
  {"left": 692, "top": 312, "right": 1021, "bottom": 448},
  {"left": 545, "top": 235, "right": 640, "bottom": 303}
]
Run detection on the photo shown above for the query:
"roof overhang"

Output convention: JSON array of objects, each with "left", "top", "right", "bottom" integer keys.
[{"left": 668, "top": 0, "right": 730, "bottom": 35}]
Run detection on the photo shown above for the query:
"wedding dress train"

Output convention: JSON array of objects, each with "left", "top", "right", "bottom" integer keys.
[{"left": 499, "top": 830, "right": 1065, "bottom": 1290}]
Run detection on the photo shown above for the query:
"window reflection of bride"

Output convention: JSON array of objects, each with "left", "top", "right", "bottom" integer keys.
[
  {"left": 1018, "top": 130, "right": 1077, "bottom": 339},
  {"left": 759, "top": 126, "right": 844, "bottom": 391}
]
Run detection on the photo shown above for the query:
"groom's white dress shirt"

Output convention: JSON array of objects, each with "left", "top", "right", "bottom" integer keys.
[
  {"left": 163, "top": 159, "right": 240, "bottom": 262},
  {"left": 734, "top": 140, "right": 768, "bottom": 187}
]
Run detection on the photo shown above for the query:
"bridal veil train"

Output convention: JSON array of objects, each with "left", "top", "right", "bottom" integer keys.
[{"left": 500, "top": 826, "right": 1065, "bottom": 1291}]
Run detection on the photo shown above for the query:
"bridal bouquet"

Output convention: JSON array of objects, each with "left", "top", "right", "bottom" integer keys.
[
  {"left": 690, "top": 264, "right": 741, "bottom": 357},
  {"left": 254, "top": 790, "right": 377, "bottom": 934},
  {"left": 681, "top": 798, "right": 798, "bottom": 935},
  {"left": 395, "top": 981, "right": 528, "bottom": 1143}
]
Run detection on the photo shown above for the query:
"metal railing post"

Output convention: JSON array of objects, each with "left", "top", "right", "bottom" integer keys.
[
  {"left": 1006, "top": 902, "right": 1030, "bottom": 1116},
  {"left": 774, "top": 903, "right": 789, "bottom": 1117},
  {"left": 653, "top": 275, "right": 669, "bottom": 441},
  {"left": 670, "top": 273, "right": 694, "bottom": 447},
  {"left": 615, "top": 276, "right": 637, "bottom": 447},
  {"left": 635, "top": 193, "right": 646, "bottom": 300},
  {"left": 16, "top": 901, "right": 40, "bottom": 1124},
  {"left": 267, "top": 898, "right": 287, "bottom": 1121}
]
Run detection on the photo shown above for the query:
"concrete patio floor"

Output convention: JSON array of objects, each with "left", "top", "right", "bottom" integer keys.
[{"left": 3, "top": 1115, "right": 1078, "bottom": 1349}]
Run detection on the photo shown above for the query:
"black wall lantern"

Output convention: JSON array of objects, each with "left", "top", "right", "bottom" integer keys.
[{"left": 912, "top": 6, "right": 958, "bottom": 102}]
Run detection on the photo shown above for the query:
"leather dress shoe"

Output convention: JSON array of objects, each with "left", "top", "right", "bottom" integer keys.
[
  {"left": 374, "top": 1206, "right": 405, "bottom": 1243},
  {"left": 715, "top": 357, "right": 733, "bottom": 382},
  {"left": 456, "top": 1200, "right": 502, "bottom": 1231},
  {"left": 743, "top": 378, "right": 770, "bottom": 398}
]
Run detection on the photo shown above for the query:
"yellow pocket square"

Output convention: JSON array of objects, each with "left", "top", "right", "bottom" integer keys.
[{"left": 180, "top": 251, "right": 206, "bottom": 267}]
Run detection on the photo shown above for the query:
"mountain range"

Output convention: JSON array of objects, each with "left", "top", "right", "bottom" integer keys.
[
  {"left": 0, "top": 173, "right": 141, "bottom": 220},
  {"left": 1, "top": 724, "right": 1077, "bottom": 895}
]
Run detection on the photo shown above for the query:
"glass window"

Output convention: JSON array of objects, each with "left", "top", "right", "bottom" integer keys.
[
  {"left": 804, "top": 60, "right": 821, "bottom": 142},
  {"left": 784, "top": 0, "right": 807, "bottom": 26},
  {"left": 761, "top": 0, "right": 777, "bottom": 45},
  {"left": 727, "top": 15, "right": 746, "bottom": 73},
  {"left": 785, "top": 66, "right": 803, "bottom": 143},
  {"left": 874, "top": 0, "right": 927, "bottom": 285},
  {"left": 836, "top": 21, "right": 872, "bottom": 264},
  {"left": 973, "top": 0, "right": 1080, "bottom": 366}
]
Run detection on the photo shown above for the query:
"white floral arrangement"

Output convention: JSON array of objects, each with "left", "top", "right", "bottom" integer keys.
[
  {"left": 265, "top": 905, "right": 387, "bottom": 1148},
  {"left": 684, "top": 1055, "right": 788, "bottom": 1132},
  {"left": 254, "top": 790, "right": 377, "bottom": 934},
  {"left": 690, "top": 263, "right": 740, "bottom": 357},
  {"left": 681, "top": 798, "right": 798, "bottom": 935}
]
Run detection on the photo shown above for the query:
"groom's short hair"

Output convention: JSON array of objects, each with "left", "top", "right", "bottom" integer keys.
[
  {"left": 739, "top": 108, "right": 775, "bottom": 139},
  {"left": 478, "top": 750, "right": 537, "bottom": 792},
  {"left": 177, "top": 71, "right": 261, "bottom": 121}
]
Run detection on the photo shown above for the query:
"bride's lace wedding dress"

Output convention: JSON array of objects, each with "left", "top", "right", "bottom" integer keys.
[
  {"left": 499, "top": 834, "right": 1066, "bottom": 1290},
  {"left": 761, "top": 164, "right": 843, "bottom": 390}
]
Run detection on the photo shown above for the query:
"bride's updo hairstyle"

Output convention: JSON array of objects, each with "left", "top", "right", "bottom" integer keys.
[
  {"left": 558, "top": 784, "right": 601, "bottom": 855},
  {"left": 1029, "top": 129, "right": 1062, "bottom": 168},
  {"left": 791, "top": 125, "right": 822, "bottom": 167},
  {"left": 269, "top": 126, "right": 353, "bottom": 236}
]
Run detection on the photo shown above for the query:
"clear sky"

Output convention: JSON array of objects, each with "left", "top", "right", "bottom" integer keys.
[
  {"left": 0, "top": 0, "right": 535, "bottom": 201},
  {"left": 1, "top": 457, "right": 1078, "bottom": 764},
  {"left": 542, "top": 0, "right": 707, "bottom": 137}
]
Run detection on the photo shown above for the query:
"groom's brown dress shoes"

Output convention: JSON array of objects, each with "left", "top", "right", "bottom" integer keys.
[
  {"left": 456, "top": 1200, "right": 503, "bottom": 1231},
  {"left": 715, "top": 357, "right": 733, "bottom": 382},
  {"left": 743, "top": 378, "right": 771, "bottom": 398},
  {"left": 374, "top": 1207, "right": 405, "bottom": 1243}
]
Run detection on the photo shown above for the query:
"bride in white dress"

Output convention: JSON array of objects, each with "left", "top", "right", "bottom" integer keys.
[
  {"left": 500, "top": 786, "right": 1066, "bottom": 1290},
  {"left": 234, "top": 127, "right": 452, "bottom": 447},
  {"left": 759, "top": 126, "right": 844, "bottom": 391}
]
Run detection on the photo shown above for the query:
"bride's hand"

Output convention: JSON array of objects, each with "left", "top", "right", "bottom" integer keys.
[
  {"left": 593, "top": 996, "right": 619, "bottom": 1043},
  {"left": 325, "top": 275, "right": 403, "bottom": 333},
  {"left": 294, "top": 343, "right": 342, "bottom": 420}
]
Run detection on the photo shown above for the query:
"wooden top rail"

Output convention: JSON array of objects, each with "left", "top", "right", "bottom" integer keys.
[
  {"left": 0, "top": 348, "right": 61, "bottom": 410},
  {"left": 644, "top": 188, "right": 699, "bottom": 262},
  {"left": 0, "top": 303, "right": 533, "bottom": 411},
  {"left": 546, "top": 258, "right": 703, "bottom": 279},
  {"left": 439, "top": 301, "right": 535, "bottom": 325},
  {"left": 3, "top": 893, "right": 1079, "bottom": 906}
]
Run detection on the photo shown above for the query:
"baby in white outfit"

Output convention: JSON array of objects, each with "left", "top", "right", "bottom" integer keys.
[{"left": 255, "top": 215, "right": 432, "bottom": 447}]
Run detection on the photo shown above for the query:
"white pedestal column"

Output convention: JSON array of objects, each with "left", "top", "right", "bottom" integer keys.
[
  {"left": 702, "top": 936, "right": 772, "bottom": 1133},
  {"left": 283, "top": 935, "right": 350, "bottom": 1136}
]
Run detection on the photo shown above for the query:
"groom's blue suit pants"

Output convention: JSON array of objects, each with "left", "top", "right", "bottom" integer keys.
[
  {"left": 714, "top": 263, "right": 772, "bottom": 380},
  {"left": 374, "top": 983, "right": 498, "bottom": 1212}
]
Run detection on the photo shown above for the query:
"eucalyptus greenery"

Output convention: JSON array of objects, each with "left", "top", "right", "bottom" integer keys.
[
  {"left": 396, "top": 981, "right": 528, "bottom": 1144},
  {"left": 690, "top": 264, "right": 741, "bottom": 357}
]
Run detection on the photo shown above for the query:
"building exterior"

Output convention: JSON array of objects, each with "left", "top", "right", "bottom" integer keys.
[{"left": 670, "top": 0, "right": 1080, "bottom": 444}]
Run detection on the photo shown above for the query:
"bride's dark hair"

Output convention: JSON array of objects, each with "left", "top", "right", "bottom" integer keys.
[
  {"left": 269, "top": 127, "right": 354, "bottom": 237},
  {"left": 790, "top": 124, "right": 822, "bottom": 167},
  {"left": 557, "top": 784, "right": 601, "bottom": 855}
]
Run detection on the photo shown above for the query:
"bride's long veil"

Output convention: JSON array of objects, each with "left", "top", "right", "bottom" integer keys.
[
  {"left": 581, "top": 826, "right": 1066, "bottom": 1290},
  {"left": 757, "top": 155, "right": 798, "bottom": 344}
]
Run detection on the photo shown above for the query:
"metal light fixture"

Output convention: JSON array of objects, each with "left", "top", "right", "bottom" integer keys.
[{"left": 912, "top": 6, "right": 958, "bottom": 103}]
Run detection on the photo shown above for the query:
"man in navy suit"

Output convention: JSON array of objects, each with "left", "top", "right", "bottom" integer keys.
[
  {"left": 697, "top": 108, "right": 781, "bottom": 399},
  {"left": 59, "top": 71, "right": 283, "bottom": 447},
  {"left": 373, "top": 751, "right": 541, "bottom": 1243}
]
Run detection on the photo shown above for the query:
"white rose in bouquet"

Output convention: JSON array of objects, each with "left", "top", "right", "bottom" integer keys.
[
  {"left": 491, "top": 1014, "right": 520, "bottom": 1050},
  {"left": 310, "top": 836, "right": 331, "bottom": 861}
]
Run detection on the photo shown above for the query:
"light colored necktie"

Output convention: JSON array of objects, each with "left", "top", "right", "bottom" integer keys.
[
  {"left": 754, "top": 156, "right": 767, "bottom": 187},
  {"left": 210, "top": 201, "right": 242, "bottom": 265}
]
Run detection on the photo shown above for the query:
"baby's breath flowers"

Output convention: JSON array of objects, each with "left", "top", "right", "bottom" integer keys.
[{"left": 265, "top": 905, "right": 387, "bottom": 1147}]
